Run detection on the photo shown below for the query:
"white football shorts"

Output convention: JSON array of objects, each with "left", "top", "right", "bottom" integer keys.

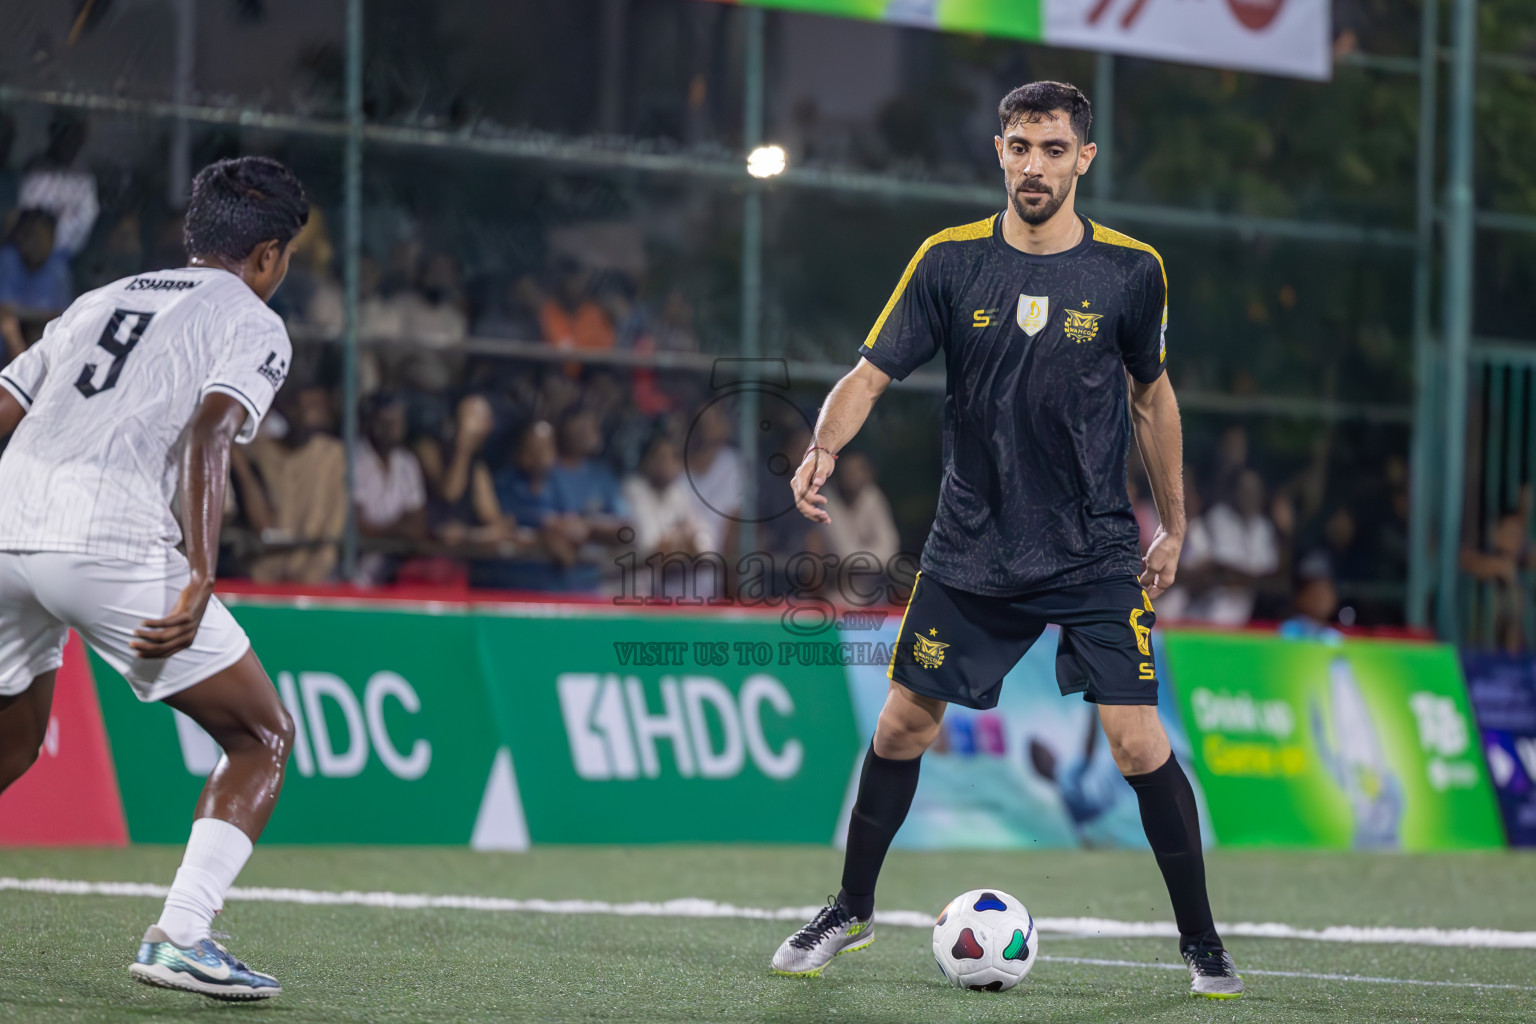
[{"left": 0, "top": 551, "right": 251, "bottom": 702}]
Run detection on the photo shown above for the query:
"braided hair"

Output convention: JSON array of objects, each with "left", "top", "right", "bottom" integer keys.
[{"left": 183, "top": 156, "right": 309, "bottom": 263}]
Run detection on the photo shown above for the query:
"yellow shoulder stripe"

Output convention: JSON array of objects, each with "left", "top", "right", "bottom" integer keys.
[
  {"left": 863, "top": 216, "right": 995, "bottom": 350},
  {"left": 1089, "top": 220, "right": 1166, "bottom": 294},
  {"left": 1091, "top": 220, "right": 1168, "bottom": 363}
]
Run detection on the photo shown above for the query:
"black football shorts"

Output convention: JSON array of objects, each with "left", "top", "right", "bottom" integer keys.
[{"left": 888, "top": 571, "right": 1158, "bottom": 710}]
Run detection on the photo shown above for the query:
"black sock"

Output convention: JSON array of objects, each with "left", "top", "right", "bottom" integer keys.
[
  {"left": 838, "top": 745, "right": 921, "bottom": 920},
  {"left": 1124, "top": 752, "right": 1222, "bottom": 951}
]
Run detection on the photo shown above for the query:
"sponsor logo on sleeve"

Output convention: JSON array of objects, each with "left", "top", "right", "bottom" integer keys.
[{"left": 257, "top": 351, "right": 288, "bottom": 388}]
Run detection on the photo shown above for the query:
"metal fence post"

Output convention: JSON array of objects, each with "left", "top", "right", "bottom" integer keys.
[
  {"left": 1092, "top": 53, "right": 1114, "bottom": 201},
  {"left": 737, "top": 6, "right": 766, "bottom": 564},
  {"left": 1435, "top": 0, "right": 1478, "bottom": 641},
  {"left": 1406, "top": 0, "right": 1440, "bottom": 628},
  {"left": 340, "top": 0, "right": 363, "bottom": 580}
]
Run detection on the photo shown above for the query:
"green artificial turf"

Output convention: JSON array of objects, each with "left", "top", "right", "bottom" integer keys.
[{"left": 0, "top": 846, "right": 1531, "bottom": 1023}]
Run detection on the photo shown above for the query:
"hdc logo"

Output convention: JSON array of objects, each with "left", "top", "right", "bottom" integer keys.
[
  {"left": 174, "top": 670, "right": 431, "bottom": 781},
  {"left": 558, "top": 673, "right": 803, "bottom": 781}
]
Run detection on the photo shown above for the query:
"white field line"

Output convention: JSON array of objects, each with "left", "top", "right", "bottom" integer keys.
[
  {"left": 1040, "top": 956, "right": 1536, "bottom": 992},
  {"left": 4, "top": 876, "right": 1536, "bottom": 960}
]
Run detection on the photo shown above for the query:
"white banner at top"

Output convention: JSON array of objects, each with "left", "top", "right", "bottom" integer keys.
[{"left": 1046, "top": 0, "right": 1332, "bottom": 81}]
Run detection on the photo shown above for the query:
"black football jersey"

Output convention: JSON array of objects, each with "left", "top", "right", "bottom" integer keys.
[{"left": 857, "top": 211, "right": 1168, "bottom": 596}]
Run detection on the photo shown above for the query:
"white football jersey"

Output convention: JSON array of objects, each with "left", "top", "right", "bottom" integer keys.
[{"left": 0, "top": 267, "right": 290, "bottom": 563}]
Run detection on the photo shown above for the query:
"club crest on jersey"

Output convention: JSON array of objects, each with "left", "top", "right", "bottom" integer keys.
[
  {"left": 913, "top": 628, "right": 950, "bottom": 669},
  {"left": 1017, "top": 294, "right": 1049, "bottom": 337},
  {"left": 1063, "top": 309, "right": 1103, "bottom": 344}
]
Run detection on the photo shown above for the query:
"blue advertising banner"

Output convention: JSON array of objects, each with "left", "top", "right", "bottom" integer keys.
[
  {"left": 1462, "top": 654, "right": 1536, "bottom": 847},
  {"left": 841, "top": 625, "right": 1212, "bottom": 850}
]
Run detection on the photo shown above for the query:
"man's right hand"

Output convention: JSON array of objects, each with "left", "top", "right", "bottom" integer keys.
[
  {"left": 456, "top": 395, "right": 495, "bottom": 448},
  {"left": 792, "top": 449, "right": 835, "bottom": 523}
]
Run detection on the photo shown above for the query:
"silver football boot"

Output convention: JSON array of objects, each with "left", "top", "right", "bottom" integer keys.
[
  {"left": 771, "top": 896, "right": 874, "bottom": 977},
  {"left": 1183, "top": 946, "right": 1244, "bottom": 999}
]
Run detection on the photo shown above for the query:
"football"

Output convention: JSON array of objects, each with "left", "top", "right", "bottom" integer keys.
[{"left": 931, "top": 888, "right": 1039, "bottom": 991}]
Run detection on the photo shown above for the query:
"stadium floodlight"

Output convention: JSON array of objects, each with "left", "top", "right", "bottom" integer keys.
[{"left": 747, "top": 144, "right": 788, "bottom": 178}]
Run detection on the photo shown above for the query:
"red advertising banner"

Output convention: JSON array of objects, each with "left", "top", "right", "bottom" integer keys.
[{"left": 0, "top": 633, "right": 127, "bottom": 847}]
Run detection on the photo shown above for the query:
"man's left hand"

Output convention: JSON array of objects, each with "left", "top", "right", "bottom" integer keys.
[{"left": 132, "top": 578, "right": 215, "bottom": 659}]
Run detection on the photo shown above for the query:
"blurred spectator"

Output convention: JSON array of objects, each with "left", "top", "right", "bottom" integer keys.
[
  {"left": 0, "top": 209, "right": 72, "bottom": 309},
  {"left": 401, "top": 250, "right": 469, "bottom": 345},
  {"left": 550, "top": 409, "right": 630, "bottom": 532},
  {"left": 1203, "top": 468, "right": 1281, "bottom": 625},
  {"left": 1460, "top": 496, "right": 1536, "bottom": 653},
  {"left": 684, "top": 400, "right": 742, "bottom": 556},
  {"left": 416, "top": 394, "right": 510, "bottom": 550},
  {"left": 623, "top": 288, "right": 698, "bottom": 418},
  {"left": 384, "top": 248, "right": 469, "bottom": 395},
  {"left": 650, "top": 289, "right": 700, "bottom": 353},
  {"left": 353, "top": 392, "right": 428, "bottom": 585},
  {"left": 17, "top": 113, "right": 98, "bottom": 256},
  {"left": 549, "top": 407, "right": 631, "bottom": 591},
  {"left": 1211, "top": 424, "right": 1249, "bottom": 508},
  {"left": 539, "top": 264, "right": 615, "bottom": 353},
  {"left": 1254, "top": 487, "right": 1300, "bottom": 622},
  {"left": 822, "top": 450, "right": 900, "bottom": 566},
  {"left": 583, "top": 371, "right": 632, "bottom": 431},
  {"left": 622, "top": 431, "right": 712, "bottom": 559},
  {"left": 1377, "top": 455, "right": 1411, "bottom": 584},
  {"left": 358, "top": 255, "right": 405, "bottom": 340},
  {"left": 1279, "top": 551, "right": 1345, "bottom": 645},
  {"left": 754, "top": 426, "right": 829, "bottom": 595},
  {"left": 592, "top": 369, "right": 666, "bottom": 469},
  {"left": 1153, "top": 466, "right": 1214, "bottom": 621},
  {"left": 1322, "top": 505, "right": 1372, "bottom": 586},
  {"left": 473, "top": 274, "right": 542, "bottom": 340},
  {"left": 752, "top": 423, "right": 817, "bottom": 561},
  {"left": 535, "top": 369, "right": 584, "bottom": 424},
  {"left": 483, "top": 420, "right": 579, "bottom": 590},
  {"left": 234, "top": 385, "right": 348, "bottom": 583},
  {"left": 74, "top": 209, "right": 144, "bottom": 294},
  {"left": 0, "top": 209, "right": 73, "bottom": 359},
  {"left": 596, "top": 272, "right": 646, "bottom": 351}
]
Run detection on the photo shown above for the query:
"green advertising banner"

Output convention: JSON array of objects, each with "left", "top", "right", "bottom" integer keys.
[
  {"left": 476, "top": 614, "right": 861, "bottom": 843},
  {"left": 86, "top": 599, "right": 1501, "bottom": 850},
  {"left": 93, "top": 605, "right": 504, "bottom": 845},
  {"left": 1162, "top": 632, "right": 1503, "bottom": 851},
  {"left": 724, "top": 0, "right": 1043, "bottom": 41},
  {"left": 704, "top": 0, "right": 1331, "bottom": 81}
]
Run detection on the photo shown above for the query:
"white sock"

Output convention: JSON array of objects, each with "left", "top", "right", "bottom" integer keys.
[{"left": 155, "top": 817, "right": 254, "bottom": 947}]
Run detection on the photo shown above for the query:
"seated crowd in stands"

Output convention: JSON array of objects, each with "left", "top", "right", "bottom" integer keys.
[
  {"left": 1137, "top": 424, "right": 1413, "bottom": 631},
  {"left": 207, "top": 364, "right": 904, "bottom": 601},
  {"left": 0, "top": 116, "right": 1428, "bottom": 625}
]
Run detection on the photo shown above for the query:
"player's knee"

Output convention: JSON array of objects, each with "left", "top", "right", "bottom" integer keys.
[
  {"left": 225, "top": 701, "right": 294, "bottom": 766},
  {"left": 873, "top": 709, "right": 940, "bottom": 759},
  {"left": 1106, "top": 731, "right": 1164, "bottom": 776},
  {"left": 266, "top": 706, "right": 296, "bottom": 766}
]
